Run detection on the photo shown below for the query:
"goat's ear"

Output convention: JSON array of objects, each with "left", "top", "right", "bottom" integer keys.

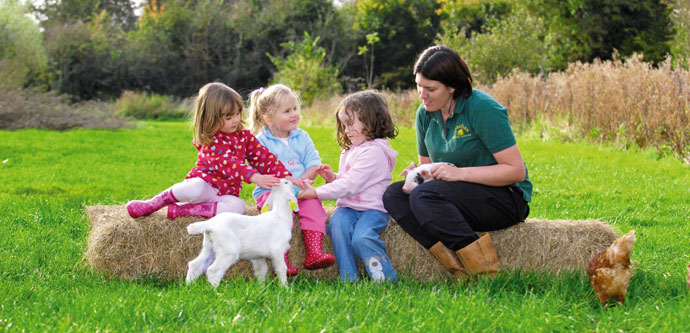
[{"left": 288, "top": 191, "right": 299, "bottom": 213}]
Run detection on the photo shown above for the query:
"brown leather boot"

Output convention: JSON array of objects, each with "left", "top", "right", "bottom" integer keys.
[
  {"left": 429, "top": 242, "right": 469, "bottom": 280},
  {"left": 456, "top": 233, "right": 500, "bottom": 276}
]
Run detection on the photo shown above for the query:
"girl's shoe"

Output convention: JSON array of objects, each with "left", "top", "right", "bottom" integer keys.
[
  {"left": 167, "top": 202, "right": 217, "bottom": 219},
  {"left": 302, "top": 230, "right": 335, "bottom": 270},
  {"left": 126, "top": 189, "right": 177, "bottom": 218}
]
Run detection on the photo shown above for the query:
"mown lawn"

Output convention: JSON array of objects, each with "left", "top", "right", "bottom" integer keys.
[{"left": 1, "top": 121, "right": 689, "bottom": 331}]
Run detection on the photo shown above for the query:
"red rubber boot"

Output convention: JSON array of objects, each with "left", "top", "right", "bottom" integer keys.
[
  {"left": 126, "top": 189, "right": 177, "bottom": 218},
  {"left": 166, "top": 202, "right": 217, "bottom": 219},
  {"left": 302, "top": 230, "right": 335, "bottom": 270}
]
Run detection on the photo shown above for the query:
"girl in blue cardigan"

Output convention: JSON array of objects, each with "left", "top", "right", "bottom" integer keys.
[{"left": 248, "top": 84, "right": 335, "bottom": 276}]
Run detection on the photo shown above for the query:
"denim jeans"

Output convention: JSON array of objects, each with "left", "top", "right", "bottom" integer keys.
[{"left": 327, "top": 207, "right": 398, "bottom": 282}]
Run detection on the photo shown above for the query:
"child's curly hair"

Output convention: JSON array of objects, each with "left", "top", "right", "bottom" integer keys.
[
  {"left": 335, "top": 90, "right": 398, "bottom": 149},
  {"left": 193, "top": 82, "right": 244, "bottom": 146}
]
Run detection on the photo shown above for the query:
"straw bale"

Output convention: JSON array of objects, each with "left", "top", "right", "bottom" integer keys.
[{"left": 84, "top": 205, "right": 618, "bottom": 282}]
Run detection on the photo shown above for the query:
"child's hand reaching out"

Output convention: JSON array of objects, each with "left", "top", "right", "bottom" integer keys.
[
  {"left": 285, "top": 176, "right": 313, "bottom": 190},
  {"left": 250, "top": 173, "right": 280, "bottom": 189},
  {"left": 297, "top": 182, "right": 318, "bottom": 199},
  {"left": 316, "top": 164, "right": 336, "bottom": 183}
]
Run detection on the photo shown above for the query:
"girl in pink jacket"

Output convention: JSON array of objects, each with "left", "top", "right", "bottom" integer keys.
[{"left": 298, "top": 90, "right": 399, "bottom": 282}]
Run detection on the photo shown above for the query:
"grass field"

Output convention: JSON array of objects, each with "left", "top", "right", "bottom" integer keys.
[{"left": 1, "top": 121, "right": 689, "bottom": 331}]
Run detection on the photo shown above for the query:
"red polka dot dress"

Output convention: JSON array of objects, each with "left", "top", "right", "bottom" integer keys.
[{"left": 186, "top": 130, "right": 291, "bottom": 196}]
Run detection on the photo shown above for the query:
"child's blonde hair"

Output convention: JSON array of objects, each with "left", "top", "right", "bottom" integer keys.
[
  {"left": 335, "top": 90, "right": 398, "bottom": 149},
  {"left": 193, "top": 82, "right": 244, "bottom": 146},
  {"left": 248, "top": 84, "right": 301, "bottom": 134}
]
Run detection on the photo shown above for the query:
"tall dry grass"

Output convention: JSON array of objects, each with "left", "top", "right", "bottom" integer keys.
[
  {"left": 488, "top": 55, "right": 690, "bottom": 158},
  {"left": 0, "top": 84, "right": 130, "bottom": 130},
  {"left": 304, "top": 55, "right": 690, "bottom": 160},
  {"left": 302, "top": 90, "right": 419, "bottom": 128}
]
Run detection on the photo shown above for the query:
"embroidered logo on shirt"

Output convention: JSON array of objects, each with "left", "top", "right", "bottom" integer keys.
[{"left": 454, "top": 124, "right": 472, "bottom": 139}]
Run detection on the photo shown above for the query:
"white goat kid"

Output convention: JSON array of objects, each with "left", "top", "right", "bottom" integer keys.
[{"left": 185, "top": 179, "right": 298, "bottom": 288}]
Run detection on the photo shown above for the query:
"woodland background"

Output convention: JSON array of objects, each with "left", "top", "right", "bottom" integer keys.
[
  {"left": 3, "top": 0, "right": 688, "bottom": 99},
  {"left": 2, "top": 0, "right": 690, "bottom": 159}
]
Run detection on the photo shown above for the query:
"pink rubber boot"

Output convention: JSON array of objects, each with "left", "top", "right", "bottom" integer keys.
[
  {"left": 167, "top": 202, "right": 217, "bottom": 219},
  {"left": 126, "top": 189, "right": 177, "bottom": 218},
  {"left": 285, "top": 252, "right": 299, "bottom": 276},
  {"left": 302, "top": 230, "right": 335, "bottom": 270}
]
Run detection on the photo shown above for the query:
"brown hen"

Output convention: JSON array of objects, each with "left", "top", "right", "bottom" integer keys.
[{"left": 588, "top": 230, "right": 636, "bottom": 304}]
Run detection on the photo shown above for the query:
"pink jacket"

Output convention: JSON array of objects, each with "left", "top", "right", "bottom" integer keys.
[{"left": 316, "top": 138, "right": 397, "bottom": 213}]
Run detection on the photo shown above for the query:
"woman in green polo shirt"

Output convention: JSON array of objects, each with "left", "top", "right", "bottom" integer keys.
[{"left": 383, "top": 45, "right": 532, "bottom": 280}]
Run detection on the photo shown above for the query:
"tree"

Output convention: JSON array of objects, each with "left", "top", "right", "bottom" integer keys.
[
  {"left": 345, "top": 0, "right": 442, "bottom": 89},
  {"left": 32, "top": 0, "right": 137, "bottom": 30},
  {"left": 525, "top": 0, "right": 674, "bottom": 65},
  {"left": 670, "top": 0, "right": 690, "bottom": 68},
  {"left": 436, "top": 0, "right": 512, "bottom": 39},
  {"left": 231, "top": 0, "right": 353, "bottom": 94},
  {"left": 357, "top": 32, "right": 379, "bottom": 88},
  {"left": 44, "top": 12, "right": 127, "bottom": 100},
  {"left": 0, "top": 0, "right": 48, "bottom": 88}
]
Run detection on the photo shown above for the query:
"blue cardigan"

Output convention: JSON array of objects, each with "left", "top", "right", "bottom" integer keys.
[{"left": 252, "top": 127, "right": 322, "bottom": 200}]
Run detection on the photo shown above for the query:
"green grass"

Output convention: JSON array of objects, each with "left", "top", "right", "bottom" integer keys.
[{"left": 1, "top": 121, "right": 689, "bottom": 331}]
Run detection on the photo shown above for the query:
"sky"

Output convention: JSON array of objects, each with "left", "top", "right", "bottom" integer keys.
[{"left": 26, "top": 0, "right": 350, "bottom": 19}]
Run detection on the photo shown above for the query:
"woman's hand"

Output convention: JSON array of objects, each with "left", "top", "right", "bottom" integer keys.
[
  {"left": 316, "top": 164, "right": 336, "bottom": 183},
  {"left": 430, "top": 163, "right": 462, "bottom": 182},
  {"left": 297, "top": 182, "right": 318, "bottom": 199},
  {"left": 250, "top": 174, "right": 280, "bottom": 189},
  {"left": 399, "top": 162, "right": 417, "bottom": 177}
]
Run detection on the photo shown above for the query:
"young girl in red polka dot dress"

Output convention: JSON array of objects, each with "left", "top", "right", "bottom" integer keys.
[{"left": 126, "top": 82, "right": 291, "bottom": 219}]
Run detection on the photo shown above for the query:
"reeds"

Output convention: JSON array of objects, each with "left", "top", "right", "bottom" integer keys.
[
  {"left": 302, "top": 90, "right": 419, "bottom": 128},
  {"left": 304, "top": 55, "right": 690, "bottom": 160},
  {"left": 489, "top": 55, "right": 690, "bottom": 158}
]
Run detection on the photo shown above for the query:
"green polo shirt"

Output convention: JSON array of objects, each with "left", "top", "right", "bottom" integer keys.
[{"left": 416, "top": 89, "right": 532, "bottom": 202}]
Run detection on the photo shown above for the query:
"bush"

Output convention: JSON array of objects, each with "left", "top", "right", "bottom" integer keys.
[
  {"left": 438, "top": 9, "right": 554, "bottom": 84},
  {"left": 115, "top": 91, "right": 189, "bottom": 120},
  {"left": 268, "top": 32, "right": 341, "bottom": 106}
]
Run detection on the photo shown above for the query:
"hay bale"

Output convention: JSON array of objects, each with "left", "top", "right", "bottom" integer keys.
[{"left": 84, "top": 205, "right": 619, "bottom": 282}]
